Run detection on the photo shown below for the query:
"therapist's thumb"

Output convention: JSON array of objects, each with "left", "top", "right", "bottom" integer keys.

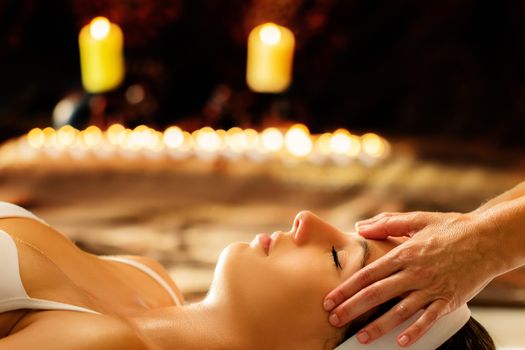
[{"left": 355, "top": 212, "right": 430, "bottom": 239}]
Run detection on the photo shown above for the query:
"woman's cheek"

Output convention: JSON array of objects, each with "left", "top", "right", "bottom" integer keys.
[{"left": 273, "top": 257, "right": 335, "bottom": 304}]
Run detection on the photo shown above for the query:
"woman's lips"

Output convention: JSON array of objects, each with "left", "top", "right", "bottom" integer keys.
[
  {"left": 257, "top": 233, "right": 272, "bottom": 255},
  {"left": 253, "top": 231, "right": 281, "bottom": 255}
]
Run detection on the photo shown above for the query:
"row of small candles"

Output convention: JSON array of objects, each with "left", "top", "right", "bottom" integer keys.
[{"left": 22, "top": 124, "right": 390, "bottom": 165}]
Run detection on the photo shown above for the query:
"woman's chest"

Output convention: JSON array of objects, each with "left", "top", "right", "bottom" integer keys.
[
  {"left": 0, "top": 253, "right": 175, "bottom": 338},
  {"left": 0, "top": 218, "right": 177, "bottom": 337},
  {"left": 18, "top": 245, "right": 175, "bottom": 316}
]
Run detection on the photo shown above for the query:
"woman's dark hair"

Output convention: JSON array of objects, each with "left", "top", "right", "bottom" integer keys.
[{"left": 339, "top": 299, "right": 495, "bottom": 350}]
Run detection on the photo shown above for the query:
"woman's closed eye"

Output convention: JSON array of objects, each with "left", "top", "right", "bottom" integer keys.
[{"left": 331, "top": 246, "right": 342, "bottom": 270}]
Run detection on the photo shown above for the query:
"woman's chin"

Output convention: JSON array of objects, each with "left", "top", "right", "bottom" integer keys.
[
  {"left": 218, "top": 241, "right": 249, "bottom": 263},
  {"left": 209, "top": 242, "right": 250, "bottom": 292}
]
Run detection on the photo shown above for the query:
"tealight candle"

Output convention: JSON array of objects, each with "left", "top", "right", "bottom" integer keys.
[
  {"left": 246, "top": 23, "right": 295, "bottom": 93},
  {"left": 361, "top": 133, "right": 389, "bottom": 159},
  {"left": 261, "top": 127, "right": 284, "bottom": 152},
  {"left": 163, "top": 126, "right": 185, "bottom": 149},
  {"left": 284, "top": 124, "right": 312, "bottom": 158},
  {"left": 309, "top": 132, "right": 332, "bottom": 164},
  {"left": 163, "top": 126, "right": 192, "bottom": 159},
  {"left": 79, "top": 17, "right": 125, "bottom": 93},
  {"left": 106, "top": 124, "right": 127, "bottom": 146},
  {"left": 27, "top": 128, "right": 45, "bottom": 149},
  {"left": 82, "top": 126, "right": 103, "bottom": 148},
  {"left": 194, "top": 127, "right": 221, "bottom": 160}
]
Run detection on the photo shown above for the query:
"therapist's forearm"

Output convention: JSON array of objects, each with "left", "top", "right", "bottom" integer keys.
[
  {"left": 473, "top": 181, "right": 525, "bottom": 214},
  {"left": 476, "top": 194, "right": 525, "bottom": 275}
]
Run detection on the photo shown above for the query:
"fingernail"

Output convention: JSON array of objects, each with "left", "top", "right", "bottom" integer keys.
[
  {"left": 355, "top": 221, "right": 367, "bottom": 228},
  {"left": 398, "top": 335, "right": 409, "bottom": 346},
  {"left": 329, "top": 313, "right": 339, "bottom": 326},
  {"left": 355, "top": 223, "right": 371, "bottom": 232},
  {"left": 357, "top": 331, "right": 369, "bottom": 343},
  {"left": 323, "top": 299, "right": 335, "bottom": 311}
]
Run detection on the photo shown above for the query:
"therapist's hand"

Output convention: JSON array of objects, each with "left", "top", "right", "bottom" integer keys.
[{"left": 323, "top": 211, "right": 501, "bottom": 347}]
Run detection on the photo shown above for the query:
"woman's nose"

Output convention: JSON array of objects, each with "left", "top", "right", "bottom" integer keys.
[{"left": 293, "top": 210, "right": 322, "bottom": 245}]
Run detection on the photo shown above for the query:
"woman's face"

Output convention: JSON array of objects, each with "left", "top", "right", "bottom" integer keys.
[{"left": 208, "top": 211, "right": 403, "bottom": 349}]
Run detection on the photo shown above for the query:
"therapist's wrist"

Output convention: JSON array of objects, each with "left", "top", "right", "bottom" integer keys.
[{"left": 473, "top": 200, "right": 525, "bottom": 276}]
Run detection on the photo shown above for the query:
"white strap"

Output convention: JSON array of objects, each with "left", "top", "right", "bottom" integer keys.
[
  {"left": 1, "top": 297, "right": 100, "bottom": 314},
  {"left": 335, "top": 304, "right": 471, "bottom": 350},
  {"left": 0, "top": 202, "right": 49, "bottom": 225},
  {"left": 0, "top": 230, "right": 36, "bottom": 301},
  {"left": 100, "top": 256, "right": 182, "bottom": 306}
]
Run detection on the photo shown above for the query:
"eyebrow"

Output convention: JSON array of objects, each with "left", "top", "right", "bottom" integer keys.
[{"left": 356, "top": 237, "right": 370, "bottom": 268}]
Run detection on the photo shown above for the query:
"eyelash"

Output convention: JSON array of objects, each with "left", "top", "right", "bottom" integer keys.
[{"left": 331, "top": 246, "right": 342, "bottom": 270}]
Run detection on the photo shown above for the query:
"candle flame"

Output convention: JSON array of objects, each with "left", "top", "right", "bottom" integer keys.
[
  {"left": 82, "top": 126, "right": 103, "bottom": 147},
  {"left": 330, "top": 129, "right": 352, "bottom": 154},
  {"left": 261, "top": 127, "right": 284, "bottom": 152},
  {"left": 195, "top": 127, "right": 221, "bottom": 152},
  {"left": 315, "top": 133, "right": 332, "bottom": 155},
  {"left": 285, "top": 124, "right": 312, "bottom": 157},
  {"left": 259, "top": 23, "right": 282, "bottom": 45},
  {"left": 107, "top": 124, "right": 127, "bottom": 146},
  {"left": 90, "top": 17, "right": 111, "bottom": 40},
  {"left": 243, "top": 129, "right": 259, "bottom": 150},
  {"left": 362, "top": 133, "right": 387, "bottom": 158},
  {"left": 27, "top": 128, "right": 45, "bottom": 148},
  {"left": 56, "top": 125, "right": 77, "bottom": 148},
  {"left": 163, "top": 126, "right": 184, "bottom": 149},
  {"left": 226, "top": 127, "right": 247, "bottom": 153},
  {"left": 42, "top": 127, "right": 57, "bottom": 148},
  {"left": 330, "top": 129, "right": 361, "bottom": 157}
]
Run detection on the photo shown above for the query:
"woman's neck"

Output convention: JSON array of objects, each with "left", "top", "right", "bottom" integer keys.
[{"left": 129, "top": 299, "right": 248, "bottom": 350}]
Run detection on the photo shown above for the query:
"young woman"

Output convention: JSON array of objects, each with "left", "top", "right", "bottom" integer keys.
[{"left": 0, "top": 202, "right": 493, "bottom": 349}]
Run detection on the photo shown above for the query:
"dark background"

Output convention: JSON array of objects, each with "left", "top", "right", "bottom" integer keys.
[{"left": 1, "top": 0, "right": 525, "bottom": 148}]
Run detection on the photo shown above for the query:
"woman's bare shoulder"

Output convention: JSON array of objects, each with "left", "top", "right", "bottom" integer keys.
[{"left": 1, "top": 311, "right": 148, "bottom": 350}]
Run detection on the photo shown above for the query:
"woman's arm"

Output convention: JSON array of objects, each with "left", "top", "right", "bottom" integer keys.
[{"left": 0, "top": 312, "right": 147, "bottom": 350}]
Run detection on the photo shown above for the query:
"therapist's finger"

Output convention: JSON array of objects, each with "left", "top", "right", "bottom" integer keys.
[
  {"left": 328, "top": 273, "right": 414, "bottom": 327},
  {"left": 324, "top": 251, "right": 401, "bottom": 311},
  {"left": 355, "top": 212, "right": 402, "bottom": 227},
  {"left": 354, "top": 292, "right": 429, "bottom": 345},
  {"left": 395, "top": 300, "right": 448, "bottom": 347},
  {"left": 356, "top": 211, "right": 431, "bottom": 239}
]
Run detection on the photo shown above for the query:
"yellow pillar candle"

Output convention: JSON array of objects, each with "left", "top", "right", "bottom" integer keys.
[
  {"left": 79, "top": 17, "right": 125, "bottom": 93},
  {"left": 246, "top": 23, "right": 295, "bottom": 93}
]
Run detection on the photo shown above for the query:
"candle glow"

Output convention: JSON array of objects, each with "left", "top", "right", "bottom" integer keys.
[
  {"left": 19, "top": 124, "right": 390, "bottom": 165},
  {"left": 261, "top": 127, "right": 284, "bottom": 152},
  {"left": 246, "top": 23, "right": 295, "bottom": 93},
  {"left": 56, "top": 125, "right": 77, "bottom": 148},
  {"left": 79, "top": 16, "right": 125, "bottom": 93},
  {"left": 315, "top": 133, "right": 333, "bottom": 156},
  {"left": 27, "top": 128, "right": 45, "bottom": 149},
  {"left": 164, "top": 126, "right": 184, "bottom": 149},
  {"left": 195, "top": 127, "right": 222, "bottom": 153},
  {"left": 284, "top": 124, "right": 313, "bottom": 157},
  {"left": 82, "top": 126, "right": 103, "bottom": 147},
  {"left": 259, "top": 24, "right": 281, "bottom": 45},
  {"left": 362, "top": 133, "right": 388, "bottom": 158},
  {"left": 90, "top": 17, "right": 111, "bottom": 40},
  {"left": 107, "top": 124, "right": 127, "bottom": 146}
]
